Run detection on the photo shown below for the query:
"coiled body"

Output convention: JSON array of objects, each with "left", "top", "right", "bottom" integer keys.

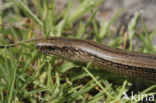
[{"left": 36, "top": 37, "right": 156, "bottom": 82}]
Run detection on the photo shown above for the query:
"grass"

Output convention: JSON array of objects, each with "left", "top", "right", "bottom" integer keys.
[{"left": 0, "top": 0, "right": 156, "bottom": 103}]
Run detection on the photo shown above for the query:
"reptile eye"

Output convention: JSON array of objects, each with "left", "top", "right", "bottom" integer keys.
[{"left": 35, "top": 45, "right": 40, "bottom": 50}]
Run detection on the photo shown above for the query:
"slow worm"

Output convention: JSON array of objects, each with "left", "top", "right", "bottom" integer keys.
[
  {"left": 35, "top": 37, "right": 156, "bottom": 82},
  {"left": 1, "top": 37, "right": 155, "bottom": 82}
]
